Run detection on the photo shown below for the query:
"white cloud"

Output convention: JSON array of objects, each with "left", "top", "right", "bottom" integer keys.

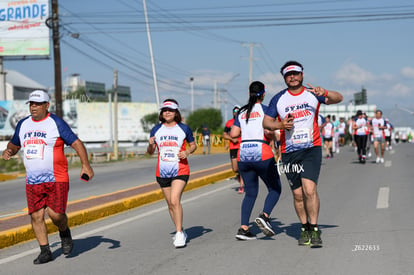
[
  {"left": 390, "top": 83, "right": 411, "bottom": 97},
  {"left": 257, "top": 72, "right": 284, "bottom": 96},
  {"left": 400, "top": 67, "right": 414, "bottom": 79},
  {"left": 334, "top": 62, "right": 376, "bottom": 86}
]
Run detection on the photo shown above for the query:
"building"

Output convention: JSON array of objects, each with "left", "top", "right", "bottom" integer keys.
[
  {"left": 319, "top": 103, "right": 377, "bottom": 120},
  {"left": 65, "top": 74, "right": 131, "bottom": 102},
  {"left": 0, "top": 70, "right": 47, "bottom": 101}
]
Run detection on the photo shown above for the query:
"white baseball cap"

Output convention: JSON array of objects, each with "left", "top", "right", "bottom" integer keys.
[{"left": 26, "top": 90, "right": 50, "bottom": 104}]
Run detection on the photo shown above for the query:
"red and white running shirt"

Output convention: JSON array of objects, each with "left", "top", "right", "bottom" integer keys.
[
  {"left": 150, "top": 122, "right": 195, "bottom": 178},
  {"left": 11, "top": 113, "right": 79, "bottom": 185},
  {"left": 265, "top": 87, "right": 326, "bottom": 153}
]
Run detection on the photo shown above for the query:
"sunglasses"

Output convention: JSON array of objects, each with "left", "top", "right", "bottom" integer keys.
[{"left": 161, "top": 108, "right": 176, "bottom": 113}]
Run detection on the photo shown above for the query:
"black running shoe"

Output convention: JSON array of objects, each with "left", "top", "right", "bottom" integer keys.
[
  {"left": 33, "top": 250, "right": 53, "bottom": 264},
  {"left": 255, "top": 212, "right": 275, "bottom": 237},
  {"left": 310, "top": 228, "right": 323, "bottom": 248},
  {"left": 235, "top": 228, "right": 257, "bottom": 240},
  {"left": 298, "top": 228, "right": 311, "bottom": 246},
  {"left": 61, "top": 237, "right": 74, "bottom": 255}
]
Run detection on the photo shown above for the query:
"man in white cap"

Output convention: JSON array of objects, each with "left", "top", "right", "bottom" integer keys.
[
  {"left": 2, "top": 90, "right": 94, "bottom": 264},
  {"left": 263, "top": 61, "right": 343, "bottom": 247}
]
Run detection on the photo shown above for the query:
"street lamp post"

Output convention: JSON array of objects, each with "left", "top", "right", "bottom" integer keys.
[{"left": 190, "top": 77, "right": 194, "bottom": 112}]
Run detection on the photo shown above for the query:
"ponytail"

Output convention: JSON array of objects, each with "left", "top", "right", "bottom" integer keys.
[{"left": 240, "top": 81, "right": 265, "bottom": 124}]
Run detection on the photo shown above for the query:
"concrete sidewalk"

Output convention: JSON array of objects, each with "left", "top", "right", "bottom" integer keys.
[{"left": 0, "top": 163, "right": 234, "bottom": 249}]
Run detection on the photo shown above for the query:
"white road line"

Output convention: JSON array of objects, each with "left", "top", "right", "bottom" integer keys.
[
  {"left": 376, "top": 187, "right": 390, "bottom": 209},
  {"left": 0, "top": 211, "right": 26, "bottom": 219},
  {"left": 0, "top": 184, "right": 231, "bottom": 265}
]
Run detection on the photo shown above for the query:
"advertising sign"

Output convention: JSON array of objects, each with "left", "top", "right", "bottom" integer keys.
[
  {"left": 0, "top": 101, "right": 158, "bottom": 143},
  {"left": 0, "top": 0, "right": 50, "bottom": 56},
  {"left": 77, "top": 102, "right": 157, "bottom": 142}
]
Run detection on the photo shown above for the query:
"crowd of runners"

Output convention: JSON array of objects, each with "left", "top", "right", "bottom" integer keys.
[
  {"left": 318, "top": 109, "right": 395, "bottom": 164},
  {"left": 3, "top": 59, "right": 405, "bottom": 265}
]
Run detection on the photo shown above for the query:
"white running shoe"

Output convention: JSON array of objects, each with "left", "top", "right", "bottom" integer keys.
[
  {"left": 376, "top": 157, "right": 380, "bottom": 163},
  {"left": 367, "top": 152, "right": 372, "bottom": 158},
  {"left": 380, "top": 158, "right": 384, "bottom": 163},
  {"left": 173, "top": 231, "right": 187, "bottom": 248}
]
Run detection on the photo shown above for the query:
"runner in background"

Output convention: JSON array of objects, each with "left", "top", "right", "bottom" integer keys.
[
  {"left": 223, "top": 105, "right": 244, "bottom": 193},
  {"left": 338, "top": 117, "right": 346, "bottom": 147},
  {"left": 384, "top": 118, "right": 393, "bottom": 151},
  {"left": 365, "top": 113, "right": 373, "bottom": 159},
  {"left": 322, "top": 115, "right": 334, "bottom": 158},
  {"left": 332, "top": 115, "right": 340, "bottom": 153},
  {"left": 352, "top": 110, "right": 369, "bottom": 164},
  {"left": 371, "top": 110, "right": 386, "bottom": 163},
  {"left": 348, "top": 116, "right": 357, "bottom": 152}
]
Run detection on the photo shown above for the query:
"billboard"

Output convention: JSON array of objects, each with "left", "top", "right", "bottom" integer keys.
[
  {"left": 0, "top": 0, "right": 50, "bottom": 56},
  {"left": 0, "top": 100, "right": 158, "bottom": 142},
  {"left": 77, "top": 102, "right": 158, "bottom": 142},
  {"left": 0, "top": 100, "right": 30, "bottom": 135}
]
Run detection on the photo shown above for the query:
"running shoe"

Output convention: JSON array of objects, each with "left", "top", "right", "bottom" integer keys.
[
  {"left": 61, "top": 236, "right": 73, "bottom": 255},
  {"left": 361, "top": 156, "right": 366, "bottom": 164},
  {"left": 255, "top": 212, "right": 275, "bottom": 237},
  {"left": 33, "top": 249, "right": 53, "bottom": 264},
  {"left": 376, "top": 157, "right": 380, "bottom": 163},
  {"left": 173, "top": 231, "right": 187, "bottom": 248},
  {"left": 298, "top": 227, "right": 311, "bottom": 246},
  {"left": 235, "top": 228, "right": 257, "bottom": 240},
  {"left": 380, "top": 158, "right": 384, "bottom": 163},
  {"left": 172, "top": 229, "right": 187, "bottom": 241},
  {"left": 310, "top": 227, "right": 323, "bottom": 248}
]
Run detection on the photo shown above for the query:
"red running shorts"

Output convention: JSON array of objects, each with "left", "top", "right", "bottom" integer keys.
[{"left": 26, "top": 182, "right": 69, "bottom": 214}]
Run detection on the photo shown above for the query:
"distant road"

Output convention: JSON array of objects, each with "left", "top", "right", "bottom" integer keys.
[{"left": 1, "top": 143, "right": 413, "bottom": 274}]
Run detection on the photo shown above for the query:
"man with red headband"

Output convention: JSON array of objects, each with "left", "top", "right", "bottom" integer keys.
[{"left": 263, "top": 61, "right": 343, "bottom": 248}]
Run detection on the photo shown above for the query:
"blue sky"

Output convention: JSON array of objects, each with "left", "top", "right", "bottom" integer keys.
[{"left": 3, "top": 0, "right": 414, "bottom": 127}]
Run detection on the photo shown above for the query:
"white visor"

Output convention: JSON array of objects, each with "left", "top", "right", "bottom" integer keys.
[
  {"left": 282, "top": 65, "right": 303, "bottom": 76},
  {"left": 160, "top": 101, "right": 179, "bottom": 110}
]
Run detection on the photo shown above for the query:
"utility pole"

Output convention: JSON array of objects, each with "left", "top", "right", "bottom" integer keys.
[
  {"left": 51, "top": 0, "right": 63, "bottom": 118},
  {"left": 142, "top": 0, "right": 160, "bottom": 107},
  {"left": 214, "top": 80, "right": 217, "bottom": 109},
  {"left": 0, "top": 57, "right": 6, "bottom": 100},
  {"left": 113, "top": 70, "right": 119, "bottom": 160},
  {"left": 242, "top": 43, "right": 259, "bottom": 85}
]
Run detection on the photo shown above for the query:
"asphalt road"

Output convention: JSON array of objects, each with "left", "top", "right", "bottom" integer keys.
[
  {"left": 0, "top": 153, "right": 230, "bottom": 217},
  {"left": 1, "top": 143, "right": 413, "bottom": 275}
]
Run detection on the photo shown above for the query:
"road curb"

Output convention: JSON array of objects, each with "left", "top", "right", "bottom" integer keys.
[{"left": 0, "top": 169, "right": 234, "bottom": 249}]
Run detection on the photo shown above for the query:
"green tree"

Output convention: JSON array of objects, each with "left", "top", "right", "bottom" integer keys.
[
  {"left": 141, "top": 112, "right": 159, "bottom": 133},
  {"left": 186, "top": 108, "right": 222, "bottom": 133}
]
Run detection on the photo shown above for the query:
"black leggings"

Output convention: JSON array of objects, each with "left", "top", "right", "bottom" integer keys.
[{"left": 354, "top": 135, "right": 368, "bottom": 156}]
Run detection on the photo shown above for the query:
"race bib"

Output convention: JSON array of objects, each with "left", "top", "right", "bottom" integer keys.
[
  {"left": 292, "top": 128, "right": 311, "bottom": 144},
  {"left": 160, "top": 147, "right": 180, "bottom": 162},
  {"left": 24, "top": 143, "right": 44, "bottom": 160}
]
